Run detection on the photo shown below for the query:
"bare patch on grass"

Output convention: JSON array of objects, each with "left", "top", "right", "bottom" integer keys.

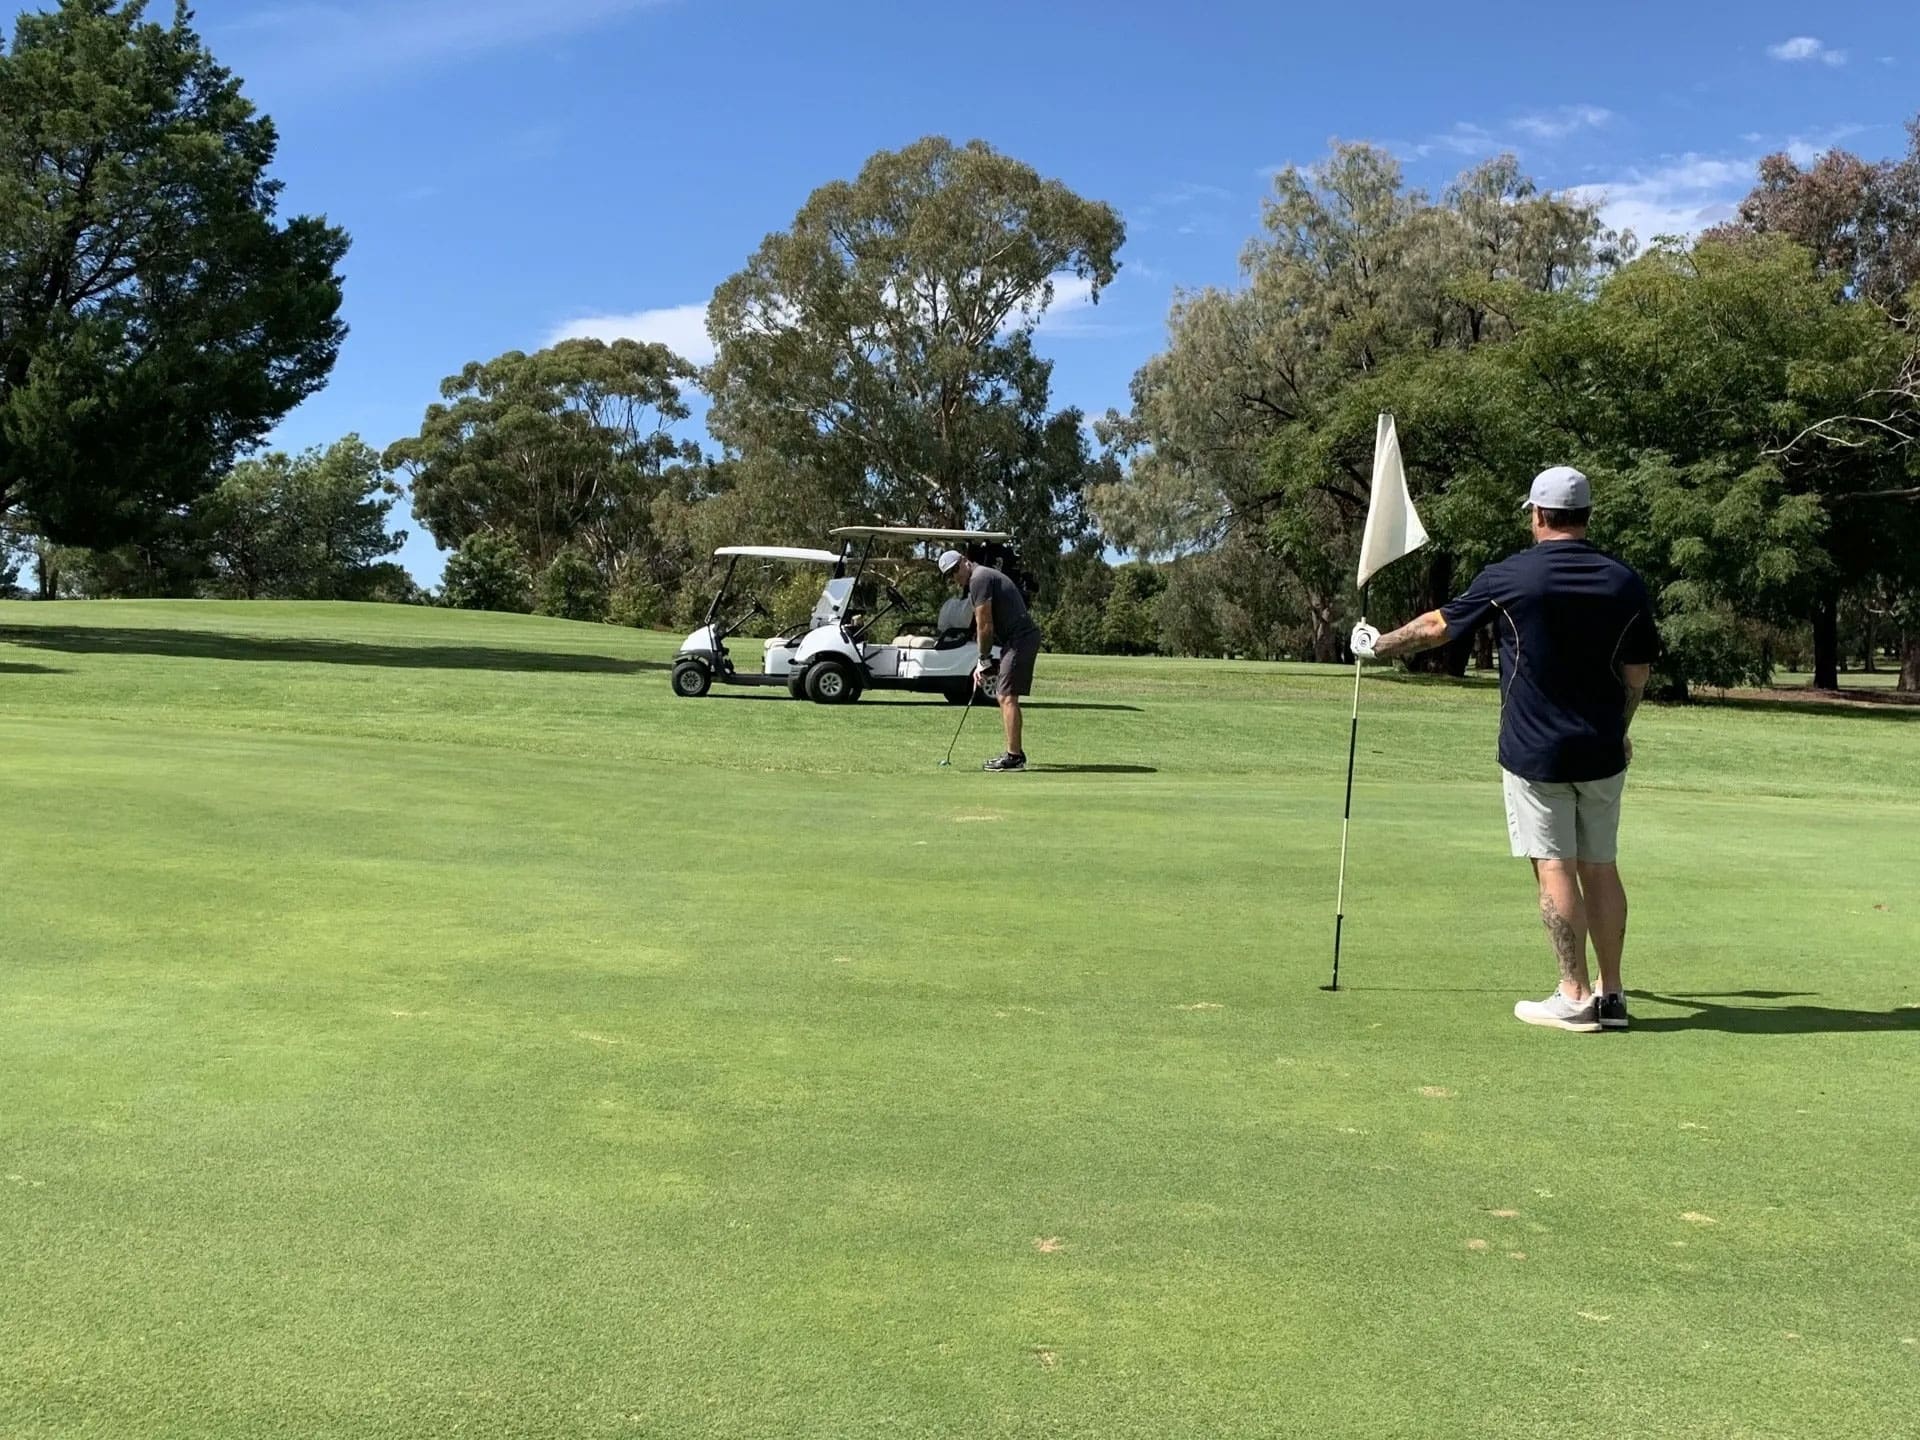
[
  {"left": 1031, "top": 1347, "right": 1058, "bottom": 1369},
  {"left": 1577, "top": 1311, "right": 1611, "bottom": 1324},
  {"left": 1418, "top": 1086, "right": 1455, "bottom": 1099},
  {"left": 1465, "top": 1239, "right": 1490, "bottom": 1252},
  {"left": 1033, "top": 1237, "right": 1066, "bottom": 1254},
  {"left": 1507, "top": 1251, "right": 1527, "bottom": 1261},
  {"left": 1487, "top": 1209, "right": 1520, "bottom": 1219},
  {"left": 1680, "top": 1212, "right": 1717, "bottom": 1225},
  {"left": 1176, "top": 1002, "right": 1224, "bottom": 1011},
  {"left": 574, "top": 1031, "right": 623, "bottom": 1047},
  {"left": 953, "top": 813, "right": 1003, "bottom": 823}
]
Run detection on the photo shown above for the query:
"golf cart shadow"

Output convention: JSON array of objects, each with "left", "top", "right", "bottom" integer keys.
[
  {"left": 0, "top": 625, "right": 664, "bottom": 675},
  {"left": 888, "top": 698, "right": 1144, "bottom": 712},
  {"left": 1627, "top": 991, "right": 1920, "bottom": 1035}
]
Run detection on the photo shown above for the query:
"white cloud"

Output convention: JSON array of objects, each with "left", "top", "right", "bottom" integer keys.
[
  {"left": 547, "top": 274, "right": 1105, "bottom": 360},
  {"left": 1567, "top": 154, "right": 1757, "bottom": 242},
  {"left": 1513, "top": 105, "right": 1614, "bottom": 141},
  {"left": 1767, "top": 36, "right": 1847, "bottom": 66},
  {"left": 547, "top": 303, "right": 714, "bottom": 363},
  {"left": 1781, "top": 123, "right": 1869, "bottom": 166},
  {"left": 221, "top": 0, "right": 671, "bottom": 85},
  {"left": 1141, "top": 181, "right": 1233, "bottom": 213},
  {"left": 1409, "top": 103, "right": 1613, "bottom": 160},
  {"left": 1427, "top": 122, "right": 1498, "bottom": 157},
  {"left": 1131, "top": 181, "right": 1237, "bottom": 236},
  {"left": 1031, "top": 274, "right": 1101, "bottom": 334}
]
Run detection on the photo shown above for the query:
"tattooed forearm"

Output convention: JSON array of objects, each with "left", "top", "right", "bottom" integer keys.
[
  {"left": 1372, "top": 610, "right": 1450, "bottom": 660},
  {"left": 1539, "top": 891, "right": 1584, "bottom": 991}
]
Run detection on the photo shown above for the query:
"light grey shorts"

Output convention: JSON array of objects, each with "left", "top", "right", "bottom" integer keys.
[{"left": 1501, "top": 769, "right": 1626, "bottom": 862}]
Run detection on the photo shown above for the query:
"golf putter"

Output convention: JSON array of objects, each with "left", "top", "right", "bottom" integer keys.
[{"left": 939, "top": 683, "right": 980, "bottom": 767}]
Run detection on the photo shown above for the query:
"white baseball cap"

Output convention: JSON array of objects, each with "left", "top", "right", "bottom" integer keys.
[
  {"left": 936, "top": 549, "right": 965, "bottom": 575},
  {"left": 1524, "top": 465, "right": 1591, "bottom": 511}
]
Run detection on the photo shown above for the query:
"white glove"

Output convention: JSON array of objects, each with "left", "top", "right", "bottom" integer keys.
[{"left": 1350, "top": 623, "right": 1381, "bottom": 660}]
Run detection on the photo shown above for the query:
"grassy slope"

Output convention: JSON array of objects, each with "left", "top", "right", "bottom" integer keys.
[{"left": 1, "top": 601, "right": 1916, "bottom": 1439}]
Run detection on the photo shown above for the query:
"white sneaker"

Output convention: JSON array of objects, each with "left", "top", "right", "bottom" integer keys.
[{"left": 1514, "top": 991, "right": 1601, "bottom": 1032}]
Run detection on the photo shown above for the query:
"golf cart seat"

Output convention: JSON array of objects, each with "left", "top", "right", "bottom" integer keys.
[
  {"left": 931, "top": 595, "right": 976, "bottom": 648},
  {"left": 893, "top": 595, "right": 977, "bottom": 651}
]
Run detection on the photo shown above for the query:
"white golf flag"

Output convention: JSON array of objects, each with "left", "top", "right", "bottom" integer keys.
[{"left": 1355, "top": 412, "right": 1428, "bottom": 588}]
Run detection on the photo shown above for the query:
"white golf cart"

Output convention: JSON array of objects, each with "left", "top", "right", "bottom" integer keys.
[
  {"left": 786, "top": 526, "right": 1013, "bottom": 706},
  {"left": 670, "top": 545, "right": 846, "bottom": 698}
]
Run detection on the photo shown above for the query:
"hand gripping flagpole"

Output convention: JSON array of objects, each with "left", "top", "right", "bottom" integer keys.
[{"left": 1327, "top": 413, "right": 1428, "bottom": 993}]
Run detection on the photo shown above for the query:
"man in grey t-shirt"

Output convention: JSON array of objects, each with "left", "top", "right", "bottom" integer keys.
[{"left": 939, "top": 549, "right": 1041, "bottom": 772}]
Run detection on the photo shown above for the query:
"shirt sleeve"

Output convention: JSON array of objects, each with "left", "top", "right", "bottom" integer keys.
[
  {"left": 1616, "top": 581, "right": 1659, "bottom": 666},
  {"left": 968, "top": 572, "right": 991, "bottom": 608},
  {"left": 1437, "top": 566, "right": 1500, "bottom": 638}
]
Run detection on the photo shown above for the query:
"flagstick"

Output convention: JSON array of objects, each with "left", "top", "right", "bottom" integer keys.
[
  {"left": 1334, "top": 409, "right": 1423, "bottom": 992},
  {"left": 1327, "top": 588, "right": 1369, "bottom": 993}
]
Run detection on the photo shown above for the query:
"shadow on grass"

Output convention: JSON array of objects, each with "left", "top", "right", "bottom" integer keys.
[
  {"left": 0, "top": 625, "right": 666, "bottom": 676},
  {"left": 1629, "top": 990, "right": 1920, "bottom": 1035},
  {"left": 0, "top": 661, "right": 65, "bottom": 675},
  {"left": 1696, "top": 694, "right": 1920, "bottom": 723},
  {"left": 1028, "top": 763, "right": 1157, "bottom": 774},
  {"left": 702, "top": 694, "right": 1144, "bottom": 712}
]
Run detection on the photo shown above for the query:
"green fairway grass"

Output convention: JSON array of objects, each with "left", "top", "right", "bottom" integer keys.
[{"left": 3, "top": 600, "right": 1916, "bottom": 1439}]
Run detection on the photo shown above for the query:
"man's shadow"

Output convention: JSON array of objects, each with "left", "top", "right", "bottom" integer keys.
[
  {"left": 1628, "top": 990, "right": 1920, "bottom": 1035},
  {"left": 1025, "top": 763, "right": 1157, "bottom": 774}
]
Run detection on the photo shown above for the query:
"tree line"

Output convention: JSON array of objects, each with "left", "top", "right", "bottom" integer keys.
[{"left": 5, "top": 2, "right": 1918, "bottom": 692}]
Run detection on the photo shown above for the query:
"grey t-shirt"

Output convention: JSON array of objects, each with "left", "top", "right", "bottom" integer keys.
[{"left": 968, "top": 564, "right": 1039, "bottom": 647}]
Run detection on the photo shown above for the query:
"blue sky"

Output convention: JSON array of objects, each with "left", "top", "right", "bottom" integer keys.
[{"left": 196, "top": 0, "right": 1917, "bottom": 583}]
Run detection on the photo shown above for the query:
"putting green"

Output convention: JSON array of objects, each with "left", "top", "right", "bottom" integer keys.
[{"left": 2, "top": 601, "right": 1916, "bottom": 1438}]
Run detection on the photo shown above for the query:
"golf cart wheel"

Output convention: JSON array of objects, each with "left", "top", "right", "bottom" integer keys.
[
  {"left": 805, "top": 658, "right": 861, "bottom": 705},
  {"left": 671, "top": 660, "right": 712, "bottom": 698}
]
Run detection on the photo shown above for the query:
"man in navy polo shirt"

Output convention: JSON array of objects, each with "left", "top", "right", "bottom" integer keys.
[{"left": 1351, "top": 466, "right": 1658, "bottom": 1033}]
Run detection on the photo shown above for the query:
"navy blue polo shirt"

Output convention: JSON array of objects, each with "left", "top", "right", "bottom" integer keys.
[{"left": 1439, "top": 540, "right": 1659, "bottom": 783}]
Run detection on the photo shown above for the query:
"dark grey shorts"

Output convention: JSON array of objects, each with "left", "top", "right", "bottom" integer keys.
[{"left": 996, "top": 636, "right": 1041, "bottom": 698}]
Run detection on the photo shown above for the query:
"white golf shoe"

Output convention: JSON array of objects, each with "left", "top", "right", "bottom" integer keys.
[{"left": 1513, "top": 991, "right": 1601, "bottom": 1032}]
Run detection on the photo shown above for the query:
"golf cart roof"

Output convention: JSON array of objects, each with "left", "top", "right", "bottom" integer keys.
[
  {"left": 829, "top": 526, "right": 1012, "bottom": 542},
  {"left": 713, "top": 546, "right": 840, "bottom": 563}
]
